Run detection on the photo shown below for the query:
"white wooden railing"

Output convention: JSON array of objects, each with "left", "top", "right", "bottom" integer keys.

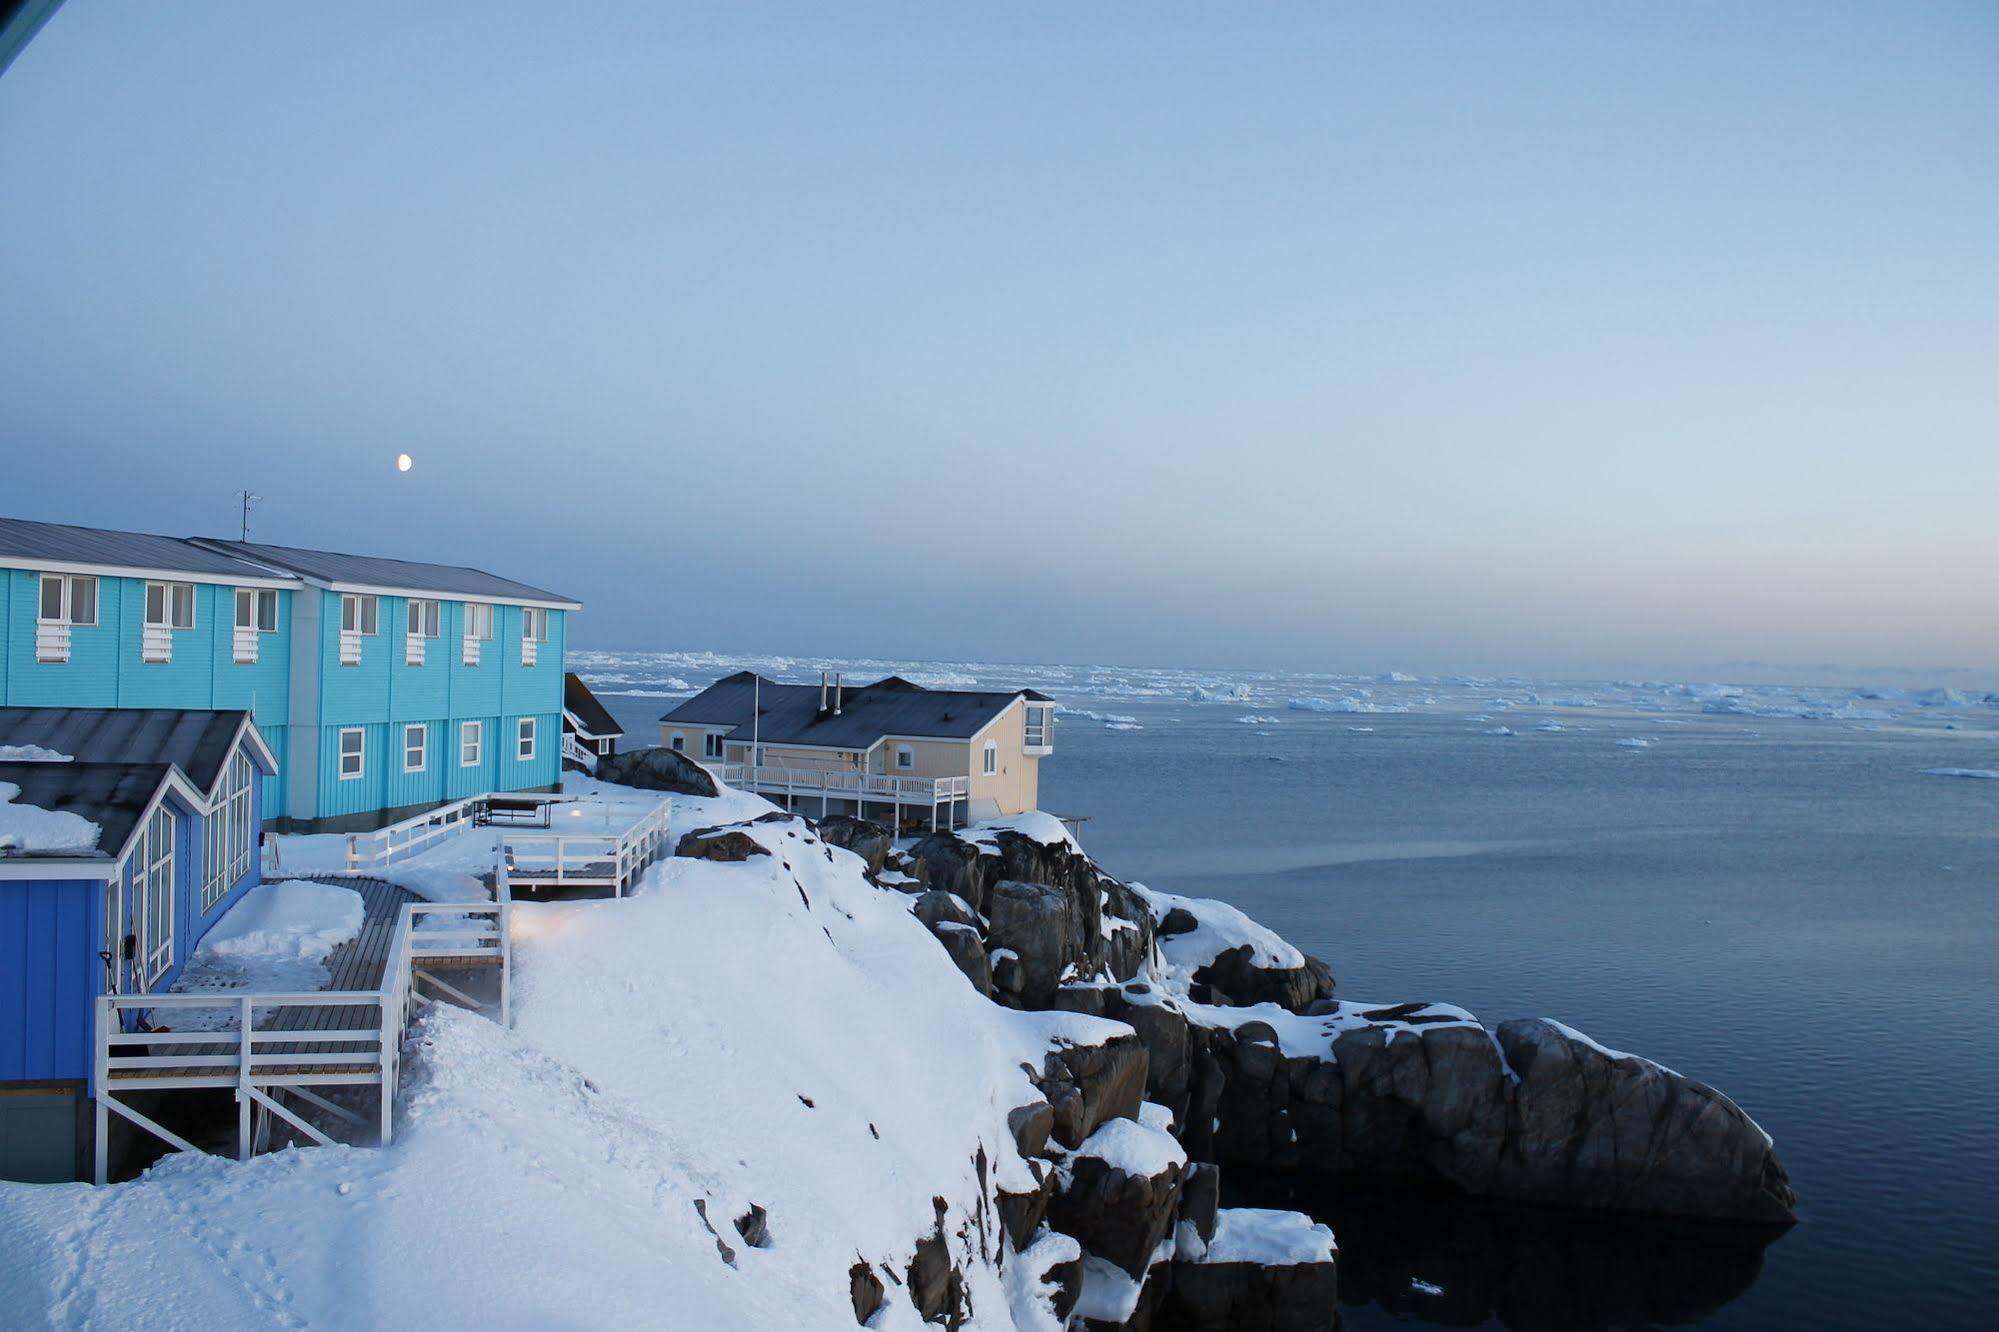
[
  {"left": 345, "top": 794, "right": 486, "bottom": 871},
  {"left": 561, "top": 733, "right": 595, "bottom": 769},
  {"left": 712, "top": 762, "right": 970, "bottom": 804},
  {"left": 93, "top": 874, "right": 513, "bottom": 1183},
  {"left": 34, "top": 621, "right": 70, "bottom": 663},
  {"left": 232, "top": 625, "right": 259, "bottom": 664},
  {"left": 502, "top": 799, "right": 671, "bottom": 897},
  {"left": 142, "top": 624, "right": 172, "bottom": 664}
]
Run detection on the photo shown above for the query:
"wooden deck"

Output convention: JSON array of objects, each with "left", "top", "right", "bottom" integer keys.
[{"left": 108, "top": 877, "right": 424, "bottom": 1082}]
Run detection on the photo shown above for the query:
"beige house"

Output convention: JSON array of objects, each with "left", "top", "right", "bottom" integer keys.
[{"left": 659, "top": 671, "right": 1056, "bottom": 831}]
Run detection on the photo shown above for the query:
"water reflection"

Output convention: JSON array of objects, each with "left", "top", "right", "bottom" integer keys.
[{"left": 1225, "top": 1171, "right": 1791, "bottom": 1331}]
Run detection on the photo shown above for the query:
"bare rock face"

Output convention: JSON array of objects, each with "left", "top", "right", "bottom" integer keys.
[
  {"left": 1190, "top": 1004, "right": 1796, "bottom": 1224},
  {"left": 997, "top": 1162, "right": 1056, "bottom": 1249},
  {"left": 1192, "top": 945, "right": 1335, "bottom": 1014},
  {"left": 1492, "top": 1018, "right": 1797, "bottom": 1222},
  {"left": 817, "top": 814, "right": 892, "bottom": 874},
  {"left": 1100, "top": 878, "right": 1158, "bottom": 983},
  {"left": 1047, "top": 1121, "right": 1187, "bottom": 1279},
  {"left": 1159, "top": 1254, "right": 1340, "bottom": 1332},
  {"left": 848, "top": 1260, "right": 884, "bottom": 1324},
  {"left": 931, "top": 923, "right": 993, "bottom": 997},
  {"left": 1037, "top": 1034, "right": 1150, "bottom": 1149},
  {"left": 673, "top": 827, "right": 770, "bottom": 863},
  {"left": 596, "top": 745, "right": 720, "bottom": 797},
  {"left": 988, "top": 879, "right": 1097, "bottom": 1009}
]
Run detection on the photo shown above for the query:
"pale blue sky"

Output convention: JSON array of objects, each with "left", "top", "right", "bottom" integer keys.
[{"left": 1, "top": 2, "right": 1993, "bottom": 679}]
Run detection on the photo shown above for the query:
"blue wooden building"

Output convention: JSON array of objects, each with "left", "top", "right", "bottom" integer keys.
[
  {"left": 0, "top": 707, "right": 276, "bottom": 1181},
  {"left": 1, "top": 518, "right": 581, "bottom": 832}
]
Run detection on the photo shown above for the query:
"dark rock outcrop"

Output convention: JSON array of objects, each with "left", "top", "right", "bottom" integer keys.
[
  {"left": 931, "top": 924, "right": 993, "bottom": 997},
  {"left": 817, "top": 815, "right": 892, "bottom": 875},
  {"left": 595, "top": 746, "right": 720, "bottom": 797},
  {"left": 1159, "top": 1252, "right": 1340, "bottom": 1332},
  {"left": 1036, "top": 1034, "right": 1149, "bottom": 1150},
  {"left": 1007, "top": 1099, "right": 1055, "bottom": 1159},
  {"left": 1191, "top": 946, "right": 1334, "bottom": 1014},
  {"left": 1046, "top": 1124, "right": 1185, "bottom": 1279},
  {"left": 997, "top": 1163, "right": 1055, "bottom": 1249},
  {"left": 1490, "top": 1018, "right": 1796, "bottom": 1222},
  {"left": 1187, "top": 1004, "right": 1794, "bottom": 1223},
  {"left": 673, "top": 828, "right": 770, "bottom": 863},
  {"left": 988, "top": 879, "right": 1096, "bottom": 1009},
  {"left": 848, "top": 1260, "right": 884, "bottom": 1324}
]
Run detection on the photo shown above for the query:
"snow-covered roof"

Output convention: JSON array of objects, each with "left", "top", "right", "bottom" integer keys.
[{"left": 0, "top": 763, "right": 176, "bottom": 859}]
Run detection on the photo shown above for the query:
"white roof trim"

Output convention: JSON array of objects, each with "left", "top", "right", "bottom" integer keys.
[
  {"left": 0, "top": 555, "right": 301, "bottom": 590},
  {"left": 320, "top": 581, "right": 581, "bottom": 611},
  {"left": 199, "top": 715, "right": 280, "bottom": 800}
]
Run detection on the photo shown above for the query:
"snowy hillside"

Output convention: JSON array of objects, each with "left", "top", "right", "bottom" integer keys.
[{"left": 0, "top": 788, "right": 1123, "bottom": 1329}]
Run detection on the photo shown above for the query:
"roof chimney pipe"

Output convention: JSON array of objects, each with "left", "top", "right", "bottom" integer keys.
[
  {"left": 819, "top": 670, "right": 828, "bottom": 715},
  {"left": 834, "top": 672, "right": 844, "bottom": 715}
]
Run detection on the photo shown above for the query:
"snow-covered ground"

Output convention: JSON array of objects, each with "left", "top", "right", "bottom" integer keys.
[
  {"left": 0, "top": 783, "right": 1126, "bottom": 1330},
  {"left": 265, "top": 779, "right": 728, "bottom": 904}
]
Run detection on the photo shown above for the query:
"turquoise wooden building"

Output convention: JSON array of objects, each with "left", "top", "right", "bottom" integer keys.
[{"left": 0, "top": 519, "right": 580, "bottom": 831}]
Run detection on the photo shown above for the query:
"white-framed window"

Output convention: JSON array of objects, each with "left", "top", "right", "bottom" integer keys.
[
  {"left": 895, "top": 745, "right": 914, "bottom": 770},
  {"left": 403, "top": 723, "right": 428, "bottom": 773},
  {"left": 133, "top": 804, "right": 176, "bottom": 986},
  {"left": 235, "top": 588, "right": 279, "bottom": 633},
  {"left": 34, "top": 573, "right": 94, "bottom": 662},
  {"left": 39, "top": 573, "right": 96, "bottom": 626},
  {"left": 201, "top": 750, "right": 255, "bottom": 912},
  {"left": 460, "top": 720, "right": 483, "bottom": 767},
  {"left": 338, "top": 728, "right": 366, "bottom": 780},
  {"left": 407, "top": 598, "right": 441, "bottom": 639},
  {"left": 464, "top": 601, "right": 494, "bottom": 641},
  {"left": 982, "top": 741, "right": 998, "bottom": 776},
  {"left": 517, "top": 717, "right": 537, "bottom": 761},
  {"left": 341, "top": 593, "right": 380, "bottom": 635},
  {"left": 669, "top": 732, "right": 686, "bottom": 753},
  {"left": 703, "top": 732, "right": 725, "bottom": 760},
  {"left": 521, "top": 607, "right": 549, "bottom": 642},
  {"left": 145, "top": 580, "right": 195, "bottom": 630},
  {"left": 1024, "top": 704, "right": 1052, "bottom": 749}
]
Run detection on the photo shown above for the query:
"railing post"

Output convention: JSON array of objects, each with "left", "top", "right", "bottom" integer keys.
[
  {"left": 238, "top": 995, "right": 253, "bottom": 1161},
  {"left": 93, "top": 997, "right": 110, "bottom": 1184}
]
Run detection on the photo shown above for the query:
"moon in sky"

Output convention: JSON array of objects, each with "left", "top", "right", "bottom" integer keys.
[{"left": 395, "top": 453, "right": 412, "bottom": 472}]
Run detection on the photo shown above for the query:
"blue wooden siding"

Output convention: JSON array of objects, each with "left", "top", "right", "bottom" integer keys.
[{"left": 0, "top": 878, "right": 104, "bottom": 1085}]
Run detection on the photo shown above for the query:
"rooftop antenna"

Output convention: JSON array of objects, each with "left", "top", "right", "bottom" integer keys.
[{"left": 234, "top": 490, "right": 260, "bottom": 541}]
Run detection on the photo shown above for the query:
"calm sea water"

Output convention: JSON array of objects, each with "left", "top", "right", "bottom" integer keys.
[{"left": 591, "top": 656, "right": 1999, "bottom": 1331}]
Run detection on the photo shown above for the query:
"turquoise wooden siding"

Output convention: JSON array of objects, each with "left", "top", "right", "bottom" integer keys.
[
  {"left": 4, "top": 569, "right": 569, "bottom": 827},
  {"left": 1, "top": 571, "right": 291, "bottom": 813},
  {"left": 0, "top": 878, "right": 104, "bottom": 1085}
]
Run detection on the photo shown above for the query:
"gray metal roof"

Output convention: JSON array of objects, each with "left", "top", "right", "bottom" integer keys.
[
  {"left": 0, "top": 762, "right": 176, "bottom": 861},
  {"left": 0, "top": 517, "right": 289, "bottom": 580},
  {"left": 660, "top": 671, "right": 1053, "bottom": 748},
  {"left": 195, "top": 537, "right": 580, "bottom": 607},
  {"left": 0, "top": 707, "right": 260, "bottom": 793}
]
